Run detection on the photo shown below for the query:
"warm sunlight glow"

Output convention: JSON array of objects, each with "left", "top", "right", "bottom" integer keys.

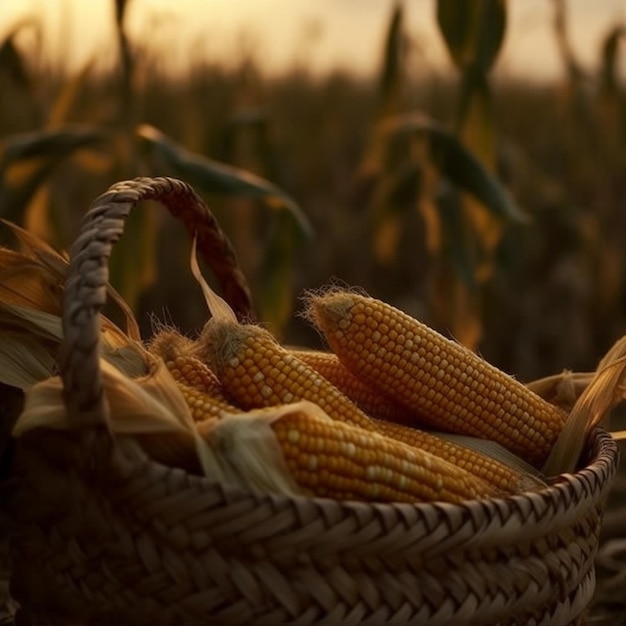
[{"left": 0, "top": 0, "right": 624, "bottom": 81}]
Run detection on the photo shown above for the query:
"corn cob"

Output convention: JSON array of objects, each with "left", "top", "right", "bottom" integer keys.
[
  {"left": 198, "top": 401, "right": 496, "bottom": 503},
  {"left": 194, "top": 319, "right": 377, "bottom": 432},
  {"left": 270, "top": 402, "right": 495, "bottom": 502},
  {"left": 165, "top": 355, "right": 239, "bottom": 421},
  {"left": 176, "top": 383, "right": 239, "bottom": 422},
  {"left": 164, "top": 354, "right": 227, "bottom": 398},
  {"left": 373, "top": 418, "right": 541, "bottom": 494},
  {"left": 291, "top": 349, "right": 409, "bottom": 423},
  {"left": 195, "top": 321, "right": 532, "bottom": 491},
  {"left": 150, "top": 330, "right": 240, "bottom": 421},
  {"left": 306, "top": 291, "right": 567, "bottom": 467}
]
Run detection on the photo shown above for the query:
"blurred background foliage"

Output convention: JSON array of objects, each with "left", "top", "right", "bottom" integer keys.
[{"left": 1, "top": 0, "right": 626, "bottom": 384}]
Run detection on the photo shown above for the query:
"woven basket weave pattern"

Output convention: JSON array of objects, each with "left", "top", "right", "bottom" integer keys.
[
  {"left": 7, "top": 427, "right": 616, "bottom": 625},
  {"left": 4, "top": 177, "right": 620, "bottom": 625}
]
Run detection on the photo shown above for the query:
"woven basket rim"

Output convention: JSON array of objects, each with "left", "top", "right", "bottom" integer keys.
[
  {"left": 155, "top": 425, "right": 615, "bottom": 504},
  {"left": 59, "top": 425, "right": 611, "bottom": 556}
]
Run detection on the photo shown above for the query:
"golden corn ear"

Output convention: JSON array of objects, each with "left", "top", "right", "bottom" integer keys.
[
  {"left": 165, "top": 354, "right": 226, "bottom": 397},
  {"left": 164, "top": 354, "right": 239, "bottom": 421},
  {"left": 177, "top": 384, "right": 239, "bottom": 422},
  {"left": 373, "top": 419, "right": 540, "bottom": 494},
  {"left": 194, "top": 319, "right": 377, "bottom": 432},
  {"left": 307, "top": 291, "right": 567, "bottom": 467},
  {"left": 270, "top": 404, "right": 496, "bottom": 503},
  {"left": 291, "top": 349, "right": 409, "bottom": 423}
]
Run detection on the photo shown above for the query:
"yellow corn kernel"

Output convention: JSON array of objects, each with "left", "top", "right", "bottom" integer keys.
[
  {"left": 164, "top": 355, "right": 224, "bottom": 396},
  {"left": 160, "top": 354, "right": 238, "bottom": 420},
  {"left": 177, "top": 383, "right": 239, "bottom": 422},
  {"left": 194, "top": 319, "right": 377, "bottom": 432},
  {"left": 270, "top": 404, "right": 495, "bottom": 503},
  {"left": 291, "top": 349, "right": 409, "bottom": 422},
  {"left": 373, "top": 418, "right": 539, "bottom": 494},
  {"left": 307, "top": 291, "right": 567, "bottom": 467},
  {"left": 147, "top": 336, "right": 240, "bottom": 420}
]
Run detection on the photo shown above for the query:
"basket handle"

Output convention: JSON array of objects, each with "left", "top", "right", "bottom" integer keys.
[{"left": 60, "top": 176, "right": 252, "bottom": 431}]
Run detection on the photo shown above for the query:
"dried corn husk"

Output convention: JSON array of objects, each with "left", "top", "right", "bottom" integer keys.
[
  {"left": 190, "top": 235, "right": 238, "bottom": 324},
  {"left": 13, "top": 358, "right": 213, "bottom": 475},
  {"left": 543, "top": 335, "right": 626, "bottom": 475},
  {"left": 0, "top": 219, "right": 140, "bottom": 339},
  {"left": 0, "top": 302, "right": 148, "bottom": 389},
  {"left": 0, "top": 221, "right": 144, "bottom": 391},
  {"left": 197, "top": 402, "right": 311, "bottom": 496},
  {"left": 436, "top": 432, "right": 546, "bottom": 485},
  {"left": 526, "top": 370, "right": 593, "bottom": 411}
]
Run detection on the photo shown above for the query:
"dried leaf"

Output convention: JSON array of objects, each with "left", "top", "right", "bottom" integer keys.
[
  {"left": 0, "top": 332, "right": 57, "bottom": 389},
  {"left": 13, "top": 358, "right": 214, "bottom": 475},
  {"left": 189, "top": 235, "right": 237, "bottom": 324},
  {"left": 543, "top": 335, "right": 626, "bottom": 475}
]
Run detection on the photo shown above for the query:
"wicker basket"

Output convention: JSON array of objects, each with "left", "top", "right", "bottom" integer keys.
[{"left": 4, "top": 177, "right": 620, "bottom": 625}]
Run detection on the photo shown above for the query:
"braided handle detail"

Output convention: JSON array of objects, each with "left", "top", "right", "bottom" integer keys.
[{"left": 61, "top": 176, "right": 252, "bottom": 429}]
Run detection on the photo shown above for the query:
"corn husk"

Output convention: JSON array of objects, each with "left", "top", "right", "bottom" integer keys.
[
  {"left": 196, "top": 401, "right": 319, "bottom": 497},
  {"left": 0, "top": 302, "right": 148, "bottom": 389},
  {"left": 543, "top": 335, "right": 626, "bottom": 475},
  {"left": 526, "top": 370, "right": 594, "bottom": 412},
  {"left": 0, "top": 219, "right": 140, "bottom": 340},
  {"left": 190, "top": 235, "right": 238, "bottom": 324},
  {"left": 13, "top": 357, "right": 315, "bottom": 493},
  {"left": 13, "top": 358, "right": 214, "bottom": 475}
]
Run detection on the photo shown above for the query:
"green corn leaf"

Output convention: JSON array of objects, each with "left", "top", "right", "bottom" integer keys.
[
  {"left": 378, "top": 1, "right": 405, "bottom": 116},
  {"left": 0, "top": 125, "right": 107, "bottom": 222},
  {"left": 552, "top": 0, "right": 584, "bottom": 84},
  {"left": 0, "top": 126, "right": 105, "bottom": 163},
  {"left": 257, "top": 211, "right": 302, "bottom": 336},
  {"left": 436, "top": 0, "right": 506, "bottom": 74},
  {"left": 380, "top": 163, "right": 421, "bottom": 211},
  {"left": 456, "top": 72, "right": 496, "bottom": 167},
  {"left": 600, "top": 25, "right": 625, "bottom": 97},
  {"left": 136, "top": 124, "right": 313, "bottom": 240},
  {"left": 379, "top": 114, "right": 525, "bottom": 222},
  {"left": 108, "top": 201, "right": 159, "bottom": 315},
  {"left": 369, "top": 162, "right": 421, "bottom": 264},
  {"left": 428, "top": 127, "right": 520, "bottom": 221},
  {"left": 436, "top": 185, "right": 477, "bottom": 287},
  {"left": 0, "top": 19, "right": 37, "bottom": 90},
  {"left": 47, "top": 62, "right": 95, "bottom": 128}
]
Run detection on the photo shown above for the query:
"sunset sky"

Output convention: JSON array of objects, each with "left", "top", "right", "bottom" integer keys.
[{"left": 0, "top": 0, "right": 624, "bottom": 82}]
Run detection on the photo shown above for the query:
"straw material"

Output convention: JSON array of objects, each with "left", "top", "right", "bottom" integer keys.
[
  {"left": 3, "top": 177, "right": 621, "bottom": 625},
  {"left": 7, "top": 428, "right": 617, "bottom": 625}
]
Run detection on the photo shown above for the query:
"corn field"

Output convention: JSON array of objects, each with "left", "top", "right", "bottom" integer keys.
[{"left": 1, "top": 0, "right": 626, "bottom": 623}]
